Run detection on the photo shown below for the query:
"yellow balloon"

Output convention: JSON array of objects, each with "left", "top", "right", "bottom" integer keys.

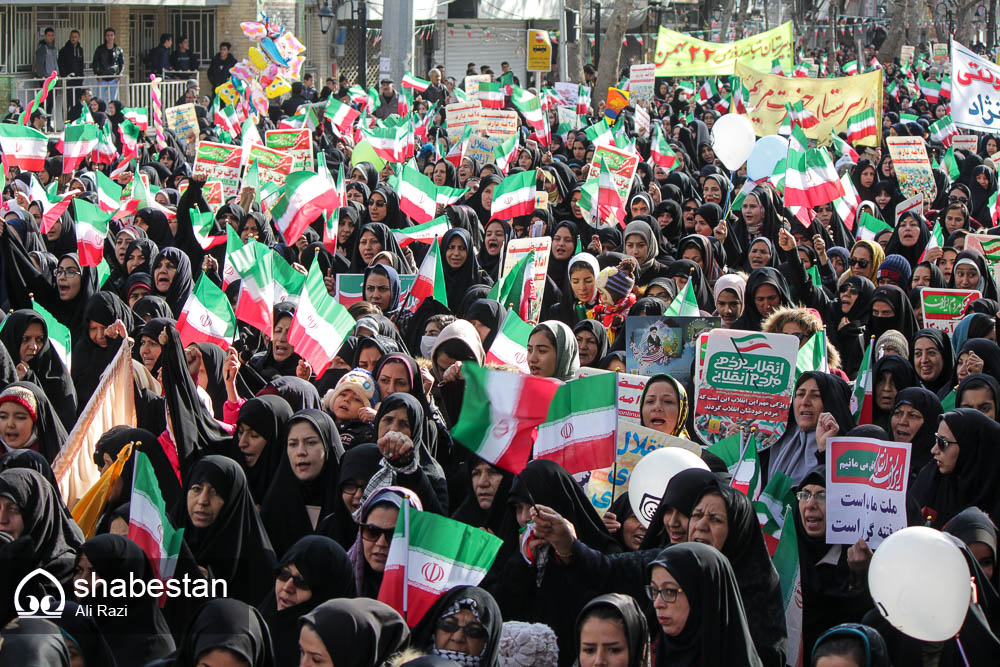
[
  {"left": 215, "top": 82, "right": 239, "bottom": 106},
  {"left": 265, "top": 76, "right": 291, "bottom": 99},
  {"left": 248, "top": 47, "right": 269, "bottom": 71}
]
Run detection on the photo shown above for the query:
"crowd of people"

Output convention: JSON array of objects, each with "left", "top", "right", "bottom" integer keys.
[{"left": 0, "top": 29, "right": 998, "bottom": 667}]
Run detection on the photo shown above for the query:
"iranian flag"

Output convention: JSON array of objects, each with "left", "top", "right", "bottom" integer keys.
[
  {"left": 123, "top": 107, "right": 149, "bottom": 131},
  {"left": 493, "top": 134, "right": 518, "bottom": 175},
  {"left": 91, "top": 122, "right": 117, "bottom": 165},
  {"left": 94, "top": 170, "right": 123, "bottom": 213},
  {"left": 22, "top": 71, "right": 58, "bottom": 124},
  {"left": 829, "top": 132, "right": 859, "bottom": 163},
  {"left": 272, "top": 171, "right": 341, "bottom": 245},
  {"left": 511, "top": 86, "right": 545, "bottom": 132},
  {"left": 846, "top": 109, "right": 877, "bottom": 144},
  {"left": 325, "top": 97, "right": 360, "bottom": 136},
  {"left": 773, "top": 505, "right": 804, "bottom": 667},
  {"left": 713, "top": 95, "right": 730, "bottom": 114},
  {"left": 129, "top": 451, "right": 185, "bottom": 589},
  {"left": 491, "top": 170, "right": 536, "bottom": 220},
  {"left": 322, "top": 210, "right": 339, "bottom": 254},
  {"left": 231, "top": 239, "right": 276, "bottom": 335},
  {"left": 851, "top": 337, "right": 874, "bottom": 424},
  {"left": 856, "top": 211, "right": 892, "bottom": 241},
  {"left": 398, "top": 166, "right": 439, "bottom": 224},
  {"left": 401, "top": 71, "right": 430, "bottom": 92},
  {"left": 288, "top": 261, "right": 355, "bottom": 377},
  {"left": 0, "top": 124, "right": 47, "bottom": 171},
  {"left": 784, "top": 101, "right": 819, "bottom": 129},
  {"left": 30, "top": 176, "right": 77, "bottom": 234},
  {"left": 407, "top": 237, "right": 449, "bottom": 311},
  {"left": 796, "top": 329, "right": 829, "bottom": 376},
  {"left": 918, "top": 74, "right": 940, "bottom": 103},
  {"left": 919, "top": 221, "right": 945, "bottom": 262},
  {"left": 488, "top": 251, "right": 533, "bottom": 318},
  {"left": 62, "top": 124, "right": 99, "bottom": 173},
  {"left": 378, "top": 506, "right": 502, "bottom": 627},
  {"left": 651, "top": 126, "right": 678, "bottom": 171},
  {"left": 414, "top": 103, "right": 437, "bottom": 145},
  {"left": 479, "top": 81, "right": 505, "bottom": 109},
  {"left": 534, "top": 373, "right": 617, "bottom": 474},
  {"left": 833, "top": 173, "right": 861, "bottom": 231},
  {"left": 707, "top": 431, "right": 762, "bottom": 500},
  {"left": 393, "top": 216, "right": 450, "bottom": 247},
  {"left": 576, "top": 85, "right": 592, "bottom": 115},
  {"left": 596, "top": 157, "right": 626, "bottom": 227},
  {"left": 362, "top": 124, "right": 413, "bottom": 163},
  {"left": 929, "top": 115, "right": 958, "bottom": 148},
  {"left": 74, "top": 199, "right": 110, "bottom": 266},
  {"left": 698, "top": 78, "right": 719, "bottom": 101},
  {"left": 990, "top": 191, "right": 1000, "bottom": 225},
  {"left": 843, "top": 60, "right": 859, "bottom": 75},
  {"left": 664, "top": 279, "right": 700, "bottom": 316},
  {"left": 942, "top": 145, "right": 961, "bottom": 179},
  {"left": 451, "top": 364, "right": 561, "bottom": 473},
  {"left": 771, "top": 58, "right": 784, "bottom": 75},
  {"left": 118, "top": 119, "right": 143, "bottom": 160},
  {"left": 436, "top": 186, "right": 468, "bottom": 208},
  {"left": 940, "top": 74, "right": 952, "bottom": 99},
  {"left": 215, "top": 104, "right": 241, "bottom": 139},
  {"left": 445, "top": 125, "right": 472, "bottom": 169},
  {"left": 189, "top": 208, "right": 227, "bottom": 250},
  {"left": 32, "top": 300, "right": 71, "bottom": 372},
  {"left": 485, "top": 310, "right": 532, "bottom": 372},
  {"left": 222, "top": 225, "right": 244, "bottom": 288},
  {"left": 584, "top": 120, "right": 614, "bottom": 148},
  {"left": 784, "top": 146, "right": 844, "bottom": 208},
  {"left": 176, "top": 274, "right": 236, "bottom": 350},
  {"left": 348, "top": 84, "right": 368, "bottom": 106}
]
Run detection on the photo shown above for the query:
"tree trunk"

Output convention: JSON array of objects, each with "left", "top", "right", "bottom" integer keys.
[
  {"left": 593, "top": 0, "right": 639, "bottom": 112},
  {"left": 828, "top": 0, "right": 841, "bottom": 74},
  {"left": 719, "top": 0, "right": 740, "bottom": 40},
  {"left": 734, "top": 0, "right": 750, "bottom": 38},
  {"left": 566, "top": 0, "right": 585, "bottom": 82},
  {"left": 877, "top": 0, "right": 909, "bottom": 63}
]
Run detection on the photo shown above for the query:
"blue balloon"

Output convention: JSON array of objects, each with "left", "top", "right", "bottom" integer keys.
[{"left": 747, "top": 135, "right": 789, "bottom": 181}]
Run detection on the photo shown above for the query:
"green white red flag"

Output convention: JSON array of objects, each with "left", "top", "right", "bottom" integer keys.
[
  {"left": 288, "top": 261, "right": 356, "bottom": 377},
  {"left": 73, "top": 199, "right": 110, "bottom": 266},
  {"left": 230, "top": 239, "right": 277, "bottom": 335},
  {"left": 488, "top": 251, "right": 534, "bottom": 320},
  {"left": 784, "top": 101, "right": 819, "bottom": 129},
  {"left": 362, "top": 124, "right": 414, "bottom": 163},
  {"left": 917, "top": 74, "right": 940, "bottom": 103},
  {"left": 484, "top": 309, "right": 532, "bottom": 373},
  {"left": 919, "top": 221, "right": 945, "bottom": 262},
  {"left": 324, "top": 97, "right": 360, "bottom": 136},
  {"left": 129, "top": 451, "right": 185, "bottom": 586},
  {"left": 22, "top": 71, "right": 58, "bottom": 124},
  {"left": 491, "top": 170, "right": 536, "bottom": 220},
  {"left": 123, "top": 107, "right": 148, "bottom": 131},
  {"left": 851, "top": 337, "right": 874, "bottom": 424},
  {"left": 378, "top": 506, "right": 502, "bottom": 626},
  {"left": 118, "top": 119, "right": 143, "bottom": 161},
  {"left": 773, "top": 505, "right": 804, "bottom": 667},
  {"left": 596, "top": 157, "right": 626, "bottom": 228},
  {"left": 493, "top": 134, "right": 518, "bottom": 175},
  {"left": 845, "top": 109, "right": 877, "bottom": 144},
  {"left": 707, "top": 431, "right": 762, "bottom": 500},
  {"left": 93, "top": 170, "right": 122, "bottom": 213},
  {"left": 829, "top": 132, "right": 858, "bottom": 163},
  {"left": 445, "top": 125, "right": 473, "bottom": 169},
  {"left": 406, "top": 236, "right": 449, "bottom": 311},
  {"left": 393, "top": 216, "right": 450, "bottom": 247},
  {"left": 479, "top": 81, "right": 505, "bottom": 109},
  {"left": 322, "top": 210, "right": 339, "bottom": 254},
  {"left": 271, "top": 171, "right": 341, "bottom": 245},
  {"left": 856, "top": 211, "right": 892, "bottom": 242},
  {"left": 784, "top": 144, "right": 844, "bottom": 208},
  {"left": 398, "top": 165, "right": 439, "bottom": 224},
  {"left": 651, "top": 125, "right": 678, "bottom": 171},
  {"left": 451, "top": 364, "right": 561, "bottom": 473},
  {"left": 0, "top": 124, "right": 47, "bottom": 172},
  {"left": 189, "top": 208, "right": 227, "bottom": 250},
  {"left": 796, "top": 329, "right": 829, "bottom": 376},
  {"left": 511, "top": 86, "right": 545, "bottom": 132},
  {"left": 929, "top": 115, "right": 958, "bottom": 148},
  {"left": 534, "top": 373, "right": 617, "bottom": 474},
  {"left": 91, "top": 121, "right": 117, "bottom": 165},
  {"left": 62, "top": 124, "right": 99, "bottom": 173},
  {"left": 32, "top": 300, "right": 71, "bottom": 372},
  {"left": 401, "top": 71, "right": 430, "bottom": 92},
  {"left": 176, "top": 273, "right": 237, "bottom": 350}
]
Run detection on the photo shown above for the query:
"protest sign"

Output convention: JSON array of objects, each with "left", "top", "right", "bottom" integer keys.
[
  {"left": 467, "top": 135, "right": 498, "bottom": 167},
  {"left": 654, "top": 22, "right": 794, "bottom": 76},
  {"left": 502, "top": 237, "right": 551, "bottom": 324},
  {"left": 694, "top": 329, "right": 798, "bottom": 448},
  {"left": 826, "top": 437, "right": 911, "bottom": 548},
  {"left": 951, "top": 135, "right": 979, "bottom": 153},
  {"left": 900, "top": 45, "right": 915, "bottom": 67},
  {"left": 247, "top": 143, "right": 294, "bottom": 188},
  {"left": 628, "top": 64, "right": 657, "bottom": 103},
  {"left": 445, "top": 101, "right": 482, "bottom": 141},
  {"left": 265, "top": 128, "right": 314, "bottom": 172},
  {"left": 950, "top": 39, "right": 1000, "bottom": 133},
  {"left": 193, "top": 141, "right": 242, "bottom": 201},
  {"left": 615, "top": 372, "right": 649, "bottom": 424},
  {"left": 165, "top": 103, "right": 199, "bottom": 148},
  {"left": 554, "top": 81, "right": 578, "bottom": 106},
  {"left": 463, "top": 74, "right": 491, "bottom": 99},
  {"left": 920, "top": 288, "right": 982, "bottom": 333},
  {"left": 203, "top": 181, "right": 224, "bottom": 212},
  {"left": 894, "top": 193, "right": 923, "bottom": 223},
  {"left": 558, "top": 106, "right": 580, "bottom": 131},
  {"left": 586, "top": 145, "right": 640, "bottom": 208},
  {"left": 933, "top": 42, "right": 949, "bottom": 65},
  {"left": 479, "top": 109, "right": 519, "bottom": 139},
  {"left": 624, "top": 316, "right": 719, "bottom": 383},
  {"left": 337, "top": 274, "right": 416, "bottom": 307},
  {"left": 634, "top": 105, "right": 651, "bottom": 138},
  {"left": 734, "top": 62, "right": 883, "bottom": 142},
  {"left": 886, "top": 136, "right": 937, "bottom": 206}
]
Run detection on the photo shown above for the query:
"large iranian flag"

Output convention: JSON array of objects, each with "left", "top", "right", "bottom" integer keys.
[
  {"left": 62, "top": 124, "right": 99, "bottom": 173},
  {"left": 484, "top": 310, "right": 533, "bottom": 373},
  {"left": 0, "top": 125, "right": 48, "bottom": 171},
  {"left": 845, "top": 109, "right": 877, "bottom": 144},
  {"left": 451, "top": 364, "right": 561, "bottom": 474},
  {"left": 288, "top": 261, "right": 355, "bottom": 377},
  {"left": 479, "top": 81, "right": 505, "bottom": 109},
  {"left": 398, "top": 166, "right": 438, "bottom": 224},
  {"left": 533, "top": 373, "right": 616, "bottom": 474},
  {"left": 393, "top": 216, "right": 450, "bottom": 247},
  {"left": 129, "top": 451, "right": 185, "bottom": 585},
  {"left": 491, "top": 170, "right": 536, "bottom": 220},
  {"left": 93, "top": 170, "right": 123, "bottom": 213},
  {"left": 511, "top": 86, "right": 545, "bottom": 132},
  {"left": 74, "top": 199, "right": 111, "bottom": 266},
  {"left": 176, "top": 274, "right": 237, "bottom": 350},
  {"left": 230, "top": 239, "right": 276, "bottom": 335},
  {"left": 325, "top": 97, "right": 360, "bottom": 136},
  {"left": 773, "top": 505, "right": 804, "bottom": 667},
  {"left": 378, "top": 506, "right": 502, "bottom": 627},
  {"left": 784, "top": 146, "right": 844, "bottom": 208},
  {"left": 406, "top": 236, "right": 449, "bottom": 311},
  {"left": 272, "top": 171, "right": 341, "bottom": 245}
]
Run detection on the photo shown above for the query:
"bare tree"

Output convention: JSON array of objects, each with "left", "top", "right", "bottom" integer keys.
[
  {"left": 877, "top": 0, "right": 910, "bottom": 63},
  {"left": 592, "top": 0, "right": 640, "bottom": 112},
  {"left": 719, "top": 0, "right": 740, "bottom": 39}
]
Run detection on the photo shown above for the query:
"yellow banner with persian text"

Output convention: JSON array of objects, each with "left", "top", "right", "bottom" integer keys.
[
  {"left": 734, "top": 62, "right": 883, "bottom": 144},
  {"left": 654, "top": 22, "right": 794, "bottom": 77}
]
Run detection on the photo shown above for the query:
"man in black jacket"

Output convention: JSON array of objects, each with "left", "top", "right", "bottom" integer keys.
[
  {"left": 57, "top": 30, "right": 84, "bottom": 79},
  {"left": 92, "top": 27, "right": 124, "bottom": 101},
  {"left": 207, "top": 42, "right": 237, "bottom": 89}
]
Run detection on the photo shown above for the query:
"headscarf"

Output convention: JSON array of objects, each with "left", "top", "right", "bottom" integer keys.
[
  {"left": 911, "top": 328, "right": 955, "bottom": 395},
  {"left": 647, "top": 542, "right": 764, "bottom": 667},
  {"left": 450, "top": 453, "right": 513, "bottom": 536},
  {"left": 678, "top": 232, "right": 724, "bottom": 285},
  {"left": 173, "top": 598, "right": 274, "bottom": 667},
  {"left": 364, "top": 263, "right": 403, "bottom": 316},
  {"left": 622, "top": 220, "right": 660, "bottom": 277},
  {"left": 948, "top": 249, "right": 999, "bottom": 300},
  {"left": 575, "top": 594, "right": 650, "bottom": 667},
  {"left": 412, "top": 586, "right": 503, "bottom": 667},
  {"left": 71, "top": 293, "right": 134, "bottom": 410},
  {"left": 299, "top": 598, "right": 410, "bottom": 667},
  {"left": 732, "top": 267, "right": 794, "bottom": 331},
  {"left": 951, "top": 312, "right": 995, "bottom": 354},
  {"left": 638, "top": 374, "right": 689, "bottom": 436},
  {"left": 466, "top": 299, "right": 507, "bottom": 351},
  {"left": 955, "top": 338, "right": 1000, "bottom": 387},
  {"left": 530, "top": 321, "right": 580, "bottom": 381},
  {"left": 639, "top": 467, "right": 718, "bottom": 549},
  {"left": 884, "top": 212, "right": 930, "bottom": 267},
  {"left": 151, "top": 247, "right": 194, "bottom": 317},
  {"left": 666, "top": 259, "right": 714, "bottom": 312},
  {"left": 227, "top": 395, "right": 294, "bottom": 502},
  {"left": 371, "top": 184, "right": 407, "bottom": 229},
  {"left": 892, "top": 387, "right": 943, "bottom": 474},
  {"left": 477, "top": 219, "right": 511, "bottom": 280},
  {"left": 0, "top": 618, "right": 71, "bottom": 666},
  {"left": 349, "top": 222, "right": 410, "bottom": 272},
  {"left": 0, "top": 381, "right": 69, "bottom": 463},
  {"left": 871, "top": 354, "right": 919, "bottom": 427},
  {"left": 441, "top": 228, "right": 491, "bottom": 311},
  {"left": 573, "top": 319, "right": 610, "bottom": 367},
  {"left": 866, "top": 285, "right": 919, "bottom": 341},
  {"left": 54, "top": 602, "right": 118, "bottom": 667},
  {"left": 850, "top": 240, "right": 885, "bottom": 279}
]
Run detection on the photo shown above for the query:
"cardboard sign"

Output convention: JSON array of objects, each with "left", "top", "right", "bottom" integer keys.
[
  {"left": 501, "top": 236, "right": 551, "bottom": 324},
  {"left": 445, "top": 101, "right": 482, "bottom": 142},
  {"left": 336, "top": 273, "right": 417, "bottom": 307},
  {"left": 894, "top": 192, "right": 923, "bottom": 223},
  {"left": 527, "top": 29, "right": 553, "bottom": 72},
  {"left": 464, "top": 74, "right": 491, "bottom": 100},
  {"left": 193, "top": 141, "right": 243, "bottom": 201},
  {"left": 624, "top": 316, "right": 720, "bottom": 383},
  {"left": 629, "top": 63, "right": 657, "bottom": 103},
  {"left": 557, "top": 105, "right": 580, "bottom": 131},
  {"left": 952, "top": 135, "right": 979, "bottom": 153},
  {"left": 615, "top": 372, "right": 649, "bottom": 423},
  {"left": 203, "top": 181, "right": 224, "bottom": 212},
  {"left": 900, "top": 45, "right": 915, "bottom": 67},
  {"left": 265, "top": 128, "right": 314, "bottom": 172},
  {"left": 467, "top": 135, "right": 498, "bottom": 167},
  {"left": 586, "top": 145, "right": 640, "bottom": 210},
  {"left": 694, "top": 329, "right": 799, "bottom": 448},
  {"left": 554, "top": 81, "right": 578, "bottom": 106},
  {"left": 933, "top": 42, "right": 949, "bottom": 65},
  {"left": 165, "top": 103, "right": 199, "bottom": 148},
  {"left": 634, "top": 105, "right": 651, "bottom": 138},
  {"left": 479, "top": 109, "right": 519, "bottom": 139},
  {"left": 826, "top": 437, "right": 911, "bottom": 548},
  {"left": 247, "top": 143, "right": 295, "bottom": 188},
  {"left": 886, "top": 136, "right": 937, "bottom": 206},
  {"left": 920, "top": 287, "right": 982, "bottom": 333}
]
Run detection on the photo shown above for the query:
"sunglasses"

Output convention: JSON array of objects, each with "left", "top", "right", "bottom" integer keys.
[
  {"left": 360, "top": 524, "right": 395, "bottom": 543},
  {"left": 949, "top": 195, "right": 969, "bottom": 204},
  {"left": 934, "top": 434, "right": 959, "bottom": 450},
  {"left": 276, "top": 568, "right": 310, "bottom": 590},
  {"left": 839, "top": 285, "right": 859, "bottom": 295},
  {"left": 683, "top": 206, "right": 698, "bottom": 212},
  {"left": 370, "top": 200, "right": 386, "bottom": 208},
  {"left": 437, "top": 617, "right": 489, "bottom": 639},
  {"left": 849, "top": 257, "right": 870, "bottom": 268}
]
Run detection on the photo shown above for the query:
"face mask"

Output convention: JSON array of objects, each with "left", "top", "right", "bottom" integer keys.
[
  {"left": 8, "top": 106, "right": 16, "bottom": 114},
  {"left": 420, "top": 335, "right": 437, "bottom": 358}
]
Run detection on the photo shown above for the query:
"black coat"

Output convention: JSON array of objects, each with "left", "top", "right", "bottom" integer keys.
[{"left": 57, "top": 41, "right": 84, "bottom": 77}]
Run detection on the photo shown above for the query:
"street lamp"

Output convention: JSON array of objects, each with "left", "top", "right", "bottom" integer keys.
[{"left": 317, "top": 0, "right": 335, "bottom": 34}]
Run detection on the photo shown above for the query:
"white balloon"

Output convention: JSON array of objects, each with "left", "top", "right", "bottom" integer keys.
[
  {"left": 746, "top": 134, "right": 789, "bottom": 181},
  {"left": 868, "top": 526, "right": 971, "bottom": 641},
  {"left": 710, "top": 114, "right": 757, "bottom": 170},
  {"left": 628, "top": 448, "right": 709, "bottom": 528}
]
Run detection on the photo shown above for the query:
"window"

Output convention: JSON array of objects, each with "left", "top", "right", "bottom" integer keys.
[{"left": 170, "top": 9, "right": 217, "bottom": 68}]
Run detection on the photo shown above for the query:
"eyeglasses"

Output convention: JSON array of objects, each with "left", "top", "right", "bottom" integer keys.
[
  {"left": 360, "top": 523, "right": 395, "bottom": 543},
  {"left": 54, "top": 267, "right": 82, "bottom": 277},
  {"left": 683, "top": 205, "right": 698, "bottom": 212},
  {"left": 436, "top": 617, "right": 489, "bottom": 639},
  {"left": 341, "top": 481, "right": 363, "bottom": 495},
  {"left": 839, "top": 285, "right": 859, "bottom": 295},
  {"left": 370, "top": 200, "right": 386, "bottom": 208},
  {"left": 849, "top": 257, "right": 870, "bottom": 268},
  {"left": 934, "top": 433, "right": 959, "bottom": 450},
  {"left": 276, "top": 568, "right": 310, "bottom": 590},
  {"left": 645, "top": 585, "right": 685, "bottom": 603},
  {"left": 795, "top": 490, "right": 827, "bottom": 503},
  {"left": 949, "top": 195, "right": 969, "bottom": 204}
]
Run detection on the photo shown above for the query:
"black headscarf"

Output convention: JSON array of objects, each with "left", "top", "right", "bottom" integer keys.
[
  {"left": 151, "top": 247, "right": 194, "bottom": 318},
  {"left": 732, "top": 267, "right": 794, "bottom": 331},
  {"left": 866, "top": 285, "right": 919, "bottom": 341},
  {"left": 54, "top": 602, "right": 118, "bottom": 667},
  {"left": 258, "top": 375, "right": 323, "bottom": 411},
  {"left": 647, "top": 542, "right": 764, "bottom": 667},
  {"left": 258, "top": 535, "right": 356, "bottom": 666},
  {"left": 0, "top": 448, "right": 57, "bottom": 489},
  {"left": 891, "top": 387, "right": 943, "bottom": 475},
  {"left": 299, "top": 598, "right": 410, "bottom": 667},
  {"left": 412, "top": 586, "right": 503, "bottom": 667},
  {"left": 260, "top": 409, "right": 345, "bottom": 558},
  {"left": 478, "top": 220, "right": 511, "bottom": 281},
  {"left": 575, "top": 593, "right": 649, "bottom": 667},
  {"left": 349, "top": 222, "right": 409, "bottom": 272},
  {"left": 77, "top": 534, "right": 175, "bottom": 664},
  {"left": 948, "top": 249, "right": 1000, "bottom": 300},
  {"left": 441, "top": 228, "right": 491, "bottom": 312},
  {"left": 910, "top": 328, "right": 955, "bottom": 395},
  {"left": 133, "top": 295, "right": 173, "bottom": 322},
  {"left": 0, "top": 618, "right": 71, "bottom": 666},
  {"left": 173, "top": 598, "right": 275, "bottom": 667},
  {"left": 72, "top": 292, "right": 134, "bottom": 408},
  {"left": 466, "top": 299, "right": 507, "bottom": 351},
  {"left": 177, "top": 455, "right": 277, "bottom": 604},
  {"left": 124, "top": 237, "right": 158, "bottom": 276},
  {"left": 665, "top": 259, "right": 714, "bottom": 312},
  {"left": 872, "top": 354, "right": 919, "bottom": 428},
  {"left": 884, "top": 212, "right": 930, "bottom": 267},
  {"left": 573, "top": 318, "right": 610, "bottom": 367},
  {"left": 226, "top": 395, "right": 294, "bottom": 502}
]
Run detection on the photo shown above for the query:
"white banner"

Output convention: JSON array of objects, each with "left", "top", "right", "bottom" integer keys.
[{"left": 950, "top": 39, "right": 1000, "bottom": 133}]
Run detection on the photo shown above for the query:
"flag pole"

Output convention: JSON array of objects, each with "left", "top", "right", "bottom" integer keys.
[{"left": 402, "top": 499, "right": 409, "bottom": 617}]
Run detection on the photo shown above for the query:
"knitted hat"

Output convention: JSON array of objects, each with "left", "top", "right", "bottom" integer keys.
[
  {"left": 329, "top": 368, "right": 377, "bottom": 408},
  {"left": 876, "top": 254, "right": 912, "bottom": 288},
  {"left": 0, "top": 385, "right": 37, "bottom": 422},
  {"left": 497, "top": 621, "right": 559, "bottom": 667},
  {"left": 598, "top": 256, "right": 638, "bottom": 303},
  {"left": 875, "top": 329, "right": 910, "bottom": 360}
]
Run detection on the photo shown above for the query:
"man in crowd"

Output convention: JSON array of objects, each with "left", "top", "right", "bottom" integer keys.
[
  {"left": 92, "top": 27, "right": 124, "bottom": 101},
  {"left": 208, "top": 42, "right": 237, "bottom": 89},
  {"left": 33, "top": 28, "right": 58, "bottom": 120},
  {"left": 170, "top": 35, "right": 198, "bottom": 79}
]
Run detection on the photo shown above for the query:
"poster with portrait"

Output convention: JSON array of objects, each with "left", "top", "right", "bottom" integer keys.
[
  {"left": 886, "top": 136, "right": 937, "bottom": 206},
  {"left": 624, "top": 316, "right": 720, "bottom": 383}
]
